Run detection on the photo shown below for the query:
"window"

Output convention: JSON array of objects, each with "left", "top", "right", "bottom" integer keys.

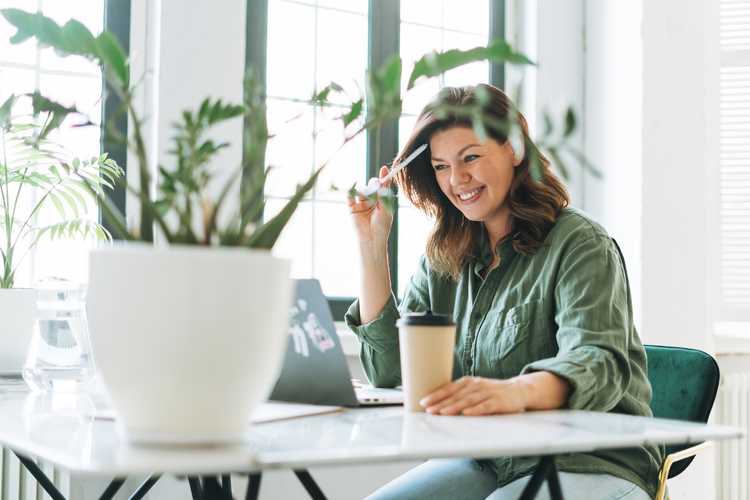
[
  {"left": 398, "top": 0, "right": 491, "bottom": 297},
  {"left": 259, "top": 0, "right": 504, "bottom": 318},
  {"left": 0, "top": 0, "right": 108, "bottom": 287},
  {"left": 264, "top": 0, "right": 368, "bottom": 300},
  {"left": 717, "top": 0, "right": 750, "bottom": 332}
]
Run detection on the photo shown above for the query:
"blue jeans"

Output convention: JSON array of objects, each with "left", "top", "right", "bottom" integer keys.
[{"left": 366, "top": 459, "right": 652, "bottom": 500}]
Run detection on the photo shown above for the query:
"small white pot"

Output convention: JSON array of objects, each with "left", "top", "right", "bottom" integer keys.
[
  {"left": 0, "top": 288, "right": 36, "bottom": 373},
  {"left": 87, "top": 244, "right": 292, "bottom": 445}
]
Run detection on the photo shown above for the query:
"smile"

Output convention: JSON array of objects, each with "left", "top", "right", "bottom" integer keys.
[{"left": 456, "top": 187, "right": 484, "bottom": 203}]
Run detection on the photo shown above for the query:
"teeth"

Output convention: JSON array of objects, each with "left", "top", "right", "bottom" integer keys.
[{"left": 458, "top": 188, "right": 481, "bottom": 200}]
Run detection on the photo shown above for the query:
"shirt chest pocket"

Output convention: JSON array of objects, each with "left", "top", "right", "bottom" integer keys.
[{"left": 477, "top": 300, "right": 553, "bottom": 377}]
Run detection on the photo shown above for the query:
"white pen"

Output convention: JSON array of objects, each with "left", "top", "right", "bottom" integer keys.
[{"left": 360, "top": 143, "right": 428, "bottom": 196}]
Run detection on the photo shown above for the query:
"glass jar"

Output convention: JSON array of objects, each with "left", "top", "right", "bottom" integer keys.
[{"left": 23, "top": 278, "right": 95, "bottom": 391}]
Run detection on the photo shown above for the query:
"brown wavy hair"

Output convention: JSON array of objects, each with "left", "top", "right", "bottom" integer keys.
[{"left": 395, "top": 84, "right": 570, "bottom": 280}]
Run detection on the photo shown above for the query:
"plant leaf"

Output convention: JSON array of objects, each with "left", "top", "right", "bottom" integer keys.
[
  {"left": 245, "top": 167, "right": 323, "bottom": 249},
  {"left": 407, "top": 39, "right": 534, "bottom": 89},
  {"left": 341, "top": 99, "right": 363, "bottom": 127},
  {"left": 312, "top": 82, "right": 344, "bottom": 106},
  {"left": 0, "top": 94, "right": 16, "bottom": 129},
  {"left": 563, "top": 107, "right": 576, "bottom": 138}
]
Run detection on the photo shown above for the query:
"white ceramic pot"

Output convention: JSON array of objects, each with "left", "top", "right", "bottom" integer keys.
[
  {"left": 0, "top": 288, "right": 36, "bottom": 373},
  {"left": 87, "top": 244, "right": 292, "bottom": 445}
]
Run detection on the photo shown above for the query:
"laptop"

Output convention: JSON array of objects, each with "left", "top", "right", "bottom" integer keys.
[{"left": 269, "top": 279, "right": 403, "bottom": 407}]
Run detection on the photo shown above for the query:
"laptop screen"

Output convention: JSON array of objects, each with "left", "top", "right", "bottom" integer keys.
[{"left": 268, "top": 279, "right": 359, "bottom": 406}]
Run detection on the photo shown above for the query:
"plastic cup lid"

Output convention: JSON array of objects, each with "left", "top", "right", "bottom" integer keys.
[{"left": 397, "top": 310, "right": 455, "bottom": 327}]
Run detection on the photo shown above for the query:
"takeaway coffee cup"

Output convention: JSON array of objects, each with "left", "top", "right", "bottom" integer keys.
[{"left": 397, "top": 310, "right": 456, "bottom": 412}]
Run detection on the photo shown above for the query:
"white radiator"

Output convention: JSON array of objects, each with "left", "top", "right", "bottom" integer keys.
[
  {"left": 0, "top": 448, "right": 69, "bottom": 500},
  {"left": 717, "top": 372, "right": 750, "bottom": 500}
]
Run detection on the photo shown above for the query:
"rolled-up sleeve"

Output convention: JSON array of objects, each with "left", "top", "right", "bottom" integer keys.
[
  {"left": 344, "top": 256, "right": 432, "bottom": 388},
  {"left": 521, "top": 235, "right": 633, "bottom": 411}
]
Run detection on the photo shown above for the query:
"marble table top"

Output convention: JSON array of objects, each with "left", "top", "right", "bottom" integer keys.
[{"left": 0, "top": 390, "right": 740, "bottom": 476}]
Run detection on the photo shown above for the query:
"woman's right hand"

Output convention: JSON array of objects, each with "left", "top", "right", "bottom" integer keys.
[{"left": 348, "top": 165, "right": 393, "bottom": 248}]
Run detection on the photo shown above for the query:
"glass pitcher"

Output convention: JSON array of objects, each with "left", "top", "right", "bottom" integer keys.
[{"left": 23, "top": 278, "right": 95, "bottom": 391}]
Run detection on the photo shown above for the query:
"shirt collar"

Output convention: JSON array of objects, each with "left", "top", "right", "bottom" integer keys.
[{"left": 472, "top": 230, "right": 518, "bottom": 277}]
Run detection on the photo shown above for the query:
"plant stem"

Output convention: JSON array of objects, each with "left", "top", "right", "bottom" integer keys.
[{"left": 1, "top": 127, "right": 13, "bottom": 288}]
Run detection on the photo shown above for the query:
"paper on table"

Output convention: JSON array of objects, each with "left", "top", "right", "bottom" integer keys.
[{"left": 92, "top": 401, "right": 343, "bottom": 424}]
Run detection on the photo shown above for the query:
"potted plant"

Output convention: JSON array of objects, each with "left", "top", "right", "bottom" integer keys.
[
  {"left": 1, "top": 8, "right": 589, "bottom": 444},
  {"left": 0, "top": 95, "right": 120, "bottom": 374}
]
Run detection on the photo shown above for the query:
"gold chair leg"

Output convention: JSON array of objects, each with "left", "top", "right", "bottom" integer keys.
[{"left": 654, "top": 441, "right": 713, "bottom": 500}]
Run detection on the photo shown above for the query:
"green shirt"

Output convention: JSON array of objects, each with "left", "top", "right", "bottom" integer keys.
[{"left": 345, "top": 207, "right": 663, "bottom": 497}]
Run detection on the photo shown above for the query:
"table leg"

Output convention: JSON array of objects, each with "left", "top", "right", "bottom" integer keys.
[
  {"left": 129, "top": 474, "right": 162, "bottom": 500},
  {"left": 99, "top": 478, "right": 126, "bottom": 499},
  {"left": 245, "top": 473, "right": 262, "bottom": 500},
  {"left": 222, "top": 474, "right": 232, "bottom": 496},
  {"left": 518, "top": 456, "right": 564, "bottom": 500},
  {"left": 293, "top": 469, "right": 327, "bottom": 500},
  {"left": 203, "top": 476, "right": 234, "bottom": 499},
  {"left": 189, "top": 476, "right": 204, "bottom": 499},
  {"left": 13, "top": 451, "right": 67, "bottom": 500},
  {"left": 546, "top": 463, "right": 563, "bottom": 500}
]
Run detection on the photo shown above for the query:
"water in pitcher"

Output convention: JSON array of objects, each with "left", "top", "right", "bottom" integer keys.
[{"left": 23, "top": 279, "right": 95, "bottom": 391}]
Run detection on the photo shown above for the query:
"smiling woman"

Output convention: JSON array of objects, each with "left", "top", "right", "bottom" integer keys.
[{"left": 345, "top": 84, "right": 660, "bottom": 500}]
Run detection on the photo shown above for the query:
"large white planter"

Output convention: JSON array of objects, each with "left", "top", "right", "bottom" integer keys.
[
  {"left": 87, "top": 244, "right": 292, "bottom": 444},
  {"left": 0, "top": 288, "right": 36, "bottom": 373}
]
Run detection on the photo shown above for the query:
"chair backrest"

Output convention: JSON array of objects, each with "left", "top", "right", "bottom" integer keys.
[{"left": 645, "top": 344, "right": 720, "bottom": 478}]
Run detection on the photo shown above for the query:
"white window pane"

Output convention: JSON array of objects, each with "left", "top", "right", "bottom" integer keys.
[
  {"left": 38, "top": 73, "right": 101, "bottom": 119},
  {"left": 399, "top": 115, "right": 419, "bottom": 151},
  {"left": 265, "top": 199, "right": 313, "bottom": 278},
  {"left": 313, "top": 201, "right": 360, "bottom": 297},
  {"left": 314, "top": 106, "right": 366, "bottom": 202},
  {"left": 0, "top": 66, "right": 36, "bottom": 108},
  {"left": 33, "top": 240, "right": 93, "bottom": 284},
  {"left": 37, "top": 0, "right": 102, "bottom": 74},
  {"left": 397, "top": 205, "right": 434, "bottom": 298},
  {"left": 316, "top": 9, "right": 367, "bottom": 103},
  {"left": 267, "top": 1, "right": 316, "bottom": 100},
  {"left": 401, "top": 0, "right": 443, "bottom": 27},
  {"left": 317, "top": 0, "right": 367, "bottom": 15},
  {"left": 401, "top": 23, "right": 443, "bottom": 115},
  {"left": 39, "top": 47, "right": 100, "bottom": 75},
  {"left": 443, "top": 32, "right": 488, "bottom": 88},
  {"left": 443, "top": 0, "right": 489, "bottom": 35},
  {"left": 265, "top": 99, "right": 314, "bottom": 198},
  {"left": 39, "top": 0, "right": 103, "bottom": 33},
  {"left": 0, "top": 0, "right": 36, "bottom": 66}
]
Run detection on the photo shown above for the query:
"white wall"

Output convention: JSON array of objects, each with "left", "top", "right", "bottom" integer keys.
[{"left": 583, "top": 1, "right": 643, "bottom": 328}]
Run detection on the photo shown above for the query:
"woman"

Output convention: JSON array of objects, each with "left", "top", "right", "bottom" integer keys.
[{"left": 345, "top": 84, "right": 661, "bottom": 500}]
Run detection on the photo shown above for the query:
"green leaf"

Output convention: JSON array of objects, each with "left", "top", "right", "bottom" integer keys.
[
  {"left": 48, "top": 191, "right": 66, "bottom": 218},
  {"left": 341, "top": 99, "right": 363, "bottom": 127},
  {"left": 546, "top": 147, "right": 570, "bottom": 181},
  {"left": 0, "top": 94, "right": 16, "bottom": 129},
  {"left": 563, "top": 107, "right": 576, "bottom": 138},
  {"left": 407, "top": 39, "right": 534, "bottom": 89},
  {"left": 60, "top": 18, "right": 97, "bottom": 57},
  {"left": 245, "top": 166, "right": 323, "bottom": 249},
  {"left": 95, "top": 31, "right": 129, "bottom": 87},
  {"left": 312, "top": 82, "right": 343, "bottom": 106},
  {"left": 29, "top": 91, "right": 83, "bottom": 141}
]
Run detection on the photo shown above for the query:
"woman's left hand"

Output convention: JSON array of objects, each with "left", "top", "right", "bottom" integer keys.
[{"left": 419, "top": 376, "right": 528, "bottom": 416}]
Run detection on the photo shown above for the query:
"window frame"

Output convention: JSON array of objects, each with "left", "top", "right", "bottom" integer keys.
[
  {"left": 100, "top": 0, "right": 130, "bottom": 231},
  {"left": 247, "top": 0, "right": 506, "bottom": 321}
]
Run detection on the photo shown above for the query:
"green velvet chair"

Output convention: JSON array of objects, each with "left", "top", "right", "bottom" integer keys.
[{"left": 645, "top": 344, "right": 720, "bottom": 500}]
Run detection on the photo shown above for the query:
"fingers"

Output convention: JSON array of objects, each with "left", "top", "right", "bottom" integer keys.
[
  {"left": 379, "top": 165, "right": 392, "bottom": 188},
  {"left": 421, "top": 377, "right": 525, "bottom": 416},
  {"left": 419, "top": 377, "right": 471, "bottom": 408},
  {"left": 429, "top": 391, "right": 489, "bottom": 416}
]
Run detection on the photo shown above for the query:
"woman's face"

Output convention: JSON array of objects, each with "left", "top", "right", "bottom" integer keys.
[{"left": 430, "top": 126, "right": 520, "bottom": 228}]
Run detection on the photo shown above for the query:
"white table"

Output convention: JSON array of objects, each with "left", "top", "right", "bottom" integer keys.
[{"left": 0, "top": 390, "right": 741, "bottom": 500}]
